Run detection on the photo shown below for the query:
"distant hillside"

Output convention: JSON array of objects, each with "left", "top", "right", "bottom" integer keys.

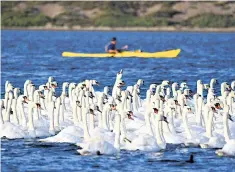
[{"left": 2, "top": 1, "right": 235, "bottom": 29}]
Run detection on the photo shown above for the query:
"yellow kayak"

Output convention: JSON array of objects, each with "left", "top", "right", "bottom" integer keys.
[{"left": 62, "top": 49, "right": 181, "bottom": 58}]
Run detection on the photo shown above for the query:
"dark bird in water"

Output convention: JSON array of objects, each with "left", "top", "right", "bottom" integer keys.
[
  {"left": 185, "top": 154, "right": 194, "bottom": 163},
  {"left": 96, "top": 151, "right": 102, "bottom": 156},
  {"left": 150, "top": 154, "right": 195, "bottom": 164}
]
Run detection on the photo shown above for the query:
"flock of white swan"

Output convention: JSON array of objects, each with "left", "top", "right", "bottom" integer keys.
[{"left": 1, "top": 69, "right": 235, "bottom": 157}]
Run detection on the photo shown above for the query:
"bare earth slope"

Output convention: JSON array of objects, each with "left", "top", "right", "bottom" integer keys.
[{"left": 2, "top": 1, "right": 235, "bottom": 31}]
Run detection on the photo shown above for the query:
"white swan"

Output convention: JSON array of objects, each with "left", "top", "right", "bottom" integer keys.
[
  {"left": 112, "top": 69, "right": 123, "bottom": 97},
  {"left": 216, "top": 104, "right": 235, "bottom": 156},
  {"left": 77, "top": 109, "right": 121, "bottom": 155},
  {"left": 200, "top": 106, "right": 225, "bottom": 149}
]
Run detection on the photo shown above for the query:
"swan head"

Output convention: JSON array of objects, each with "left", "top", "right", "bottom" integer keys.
[
  {"left": 149, "top": 84, "right": 156, "bottom": 90},
  {"left": 62, "top": 82, "right": 69, "bottom": 88},
  {"left": 25, "top": 80, "right": 32, "bottom": 85},
  {"left": 137, "top": 79, "right": 144, "bottom": 86},
  {"left": 90, "top": 80, "right": 100, "bottom": 86},
  {"left": 21, "top": 95, "right": 29, "bottom": 103},
  {"left": 6, "top": 84, "right": 14, "bottom": 92},
  {"left": 116, "top": 95, "right": 122, "bottom": 103},
  {"left": 214, "top": 103, "right": 222, "bottom": 110},
  {"left": 153, "top": 107, "right": 159, "bottom": 114},
  {"left": 51, "top": 81, "right": 58, "bottom": 88},
  {"left": 85, "top": 80, "right": 90, "bottom": 87},
  {"left": 161, "top": 80, "right": 170, "bottom": 87},
  {"left": 221, "top": 82, "right": 229, "bottom": 88},
  {"left": 204, "top": 84, "right": 210, "bottom": 89},
  {"left": 172, "top": 82, "right": 179, "bottom": 89},
  {"left": 36, "top": 103, "right": 41, "bottom": 109},
  {"left": 28, "top": 83, "right": 35, "bottom": 90},
  {"left": 110, "top": 103, "right": 117, "bottom": 111},
  {"left": 183, "top": 106, "right": 192, "bottom": 113},
  {"left": 125, "top": 90, "right": 132, "bottom": 98},
  {"left": 38, "top": 91, "right": 45, "bottom": 99},
  {"left": 5, "top": 80, "right": 10, "bottom": 87},
  {"left": 177, "top": 90, "right": 182, "bottom": 95},
  {"left": 211, "top": 78, "right": 218, "bottom": 85},
  {"left": 174, "top": 100, "right": 180, "bottom": 106},
  {"left": 40, "top": 85, "right": 49, "bottom": 91},
  {"left": 209, "top": 106, "right": 216, "bottom": 113},
  {"left": 197, "top": 80, "right": 202, "bottom": 85},
  {"left": 159, "top": 115, "right": 168, "bottom": 123},
  {"left": 48, "top": 76, "right": 54, "bottom": 83},
  {"left": 160, "top": 95, "right": 165, "bottom": 102},
  {"left": 88, "top": 91, "right": 95, "bottom": 99},
  {"left": 183, "top": 89, "right": 190, "bottom": 95},
  {"left": 126, "top": 111, "right": 134, "bottom": 120},
  {"left": 180, "top": 82, "right": 188, "bottom": 89},
  {"left": 170, "top": 107, "right": 176, "bottom": 112},
  {"left": 77, "top": 82, "right": 86, "bottom": 89},
  {"left": 29, "top": 102, "right": 41, "bottom": 109},
  {"left": 14, "top": 87, "right": 20, "bottom": 94},
  {"left": 69, "top": 83, "right": 76, "bottom": 89},
  {"left": 117, "top": 80, "right": 125, "bottom": 87},
  {"left": 90, "top": 104, "right": 102, "bottom": 113}
]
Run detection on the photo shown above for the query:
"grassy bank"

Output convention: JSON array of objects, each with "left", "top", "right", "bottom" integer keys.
[{"left": 2, "top": 1, "right": 235, "bottom": 29}]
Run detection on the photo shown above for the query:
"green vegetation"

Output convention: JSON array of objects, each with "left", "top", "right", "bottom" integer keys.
[
  {"left": 186, "top": 14, "right": 235, "bottom": 28},
  {"left": 2, "top": 11, "right": 50, "bottom": 27},
  {"left": 1, "top": 1, "right": 235, "bottom": 28}
]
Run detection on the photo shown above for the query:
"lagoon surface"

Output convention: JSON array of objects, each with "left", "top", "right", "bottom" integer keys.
[{"left": 1, "top": 30, "right": 235, "bottom": 171}]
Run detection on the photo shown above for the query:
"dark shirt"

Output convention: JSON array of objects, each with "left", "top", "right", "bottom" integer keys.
[{"left": 107, "top": 43, "right": 116, "bottom": 51}]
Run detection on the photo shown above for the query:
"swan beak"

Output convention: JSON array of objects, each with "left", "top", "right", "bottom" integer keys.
[
  {"left": 162, "top": 116, "right": 168, "bottom": 123},
  {"left": 228, "top": 114, "right": 233, "bottom": 121},
  {"left": 124, "top": 137, "right": 132, "bottom": 143},
  {"left": 128, "top": 115, "right": 134, "bottom": 120}
]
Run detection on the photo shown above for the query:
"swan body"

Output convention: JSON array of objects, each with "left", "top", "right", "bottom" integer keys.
[{"left": 2, "top": 74, "right": 235, "bottom": 157}]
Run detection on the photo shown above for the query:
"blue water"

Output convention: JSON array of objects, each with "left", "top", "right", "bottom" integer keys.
[{"left": 1, "top": 30, "right": 235, "bottom": 171}]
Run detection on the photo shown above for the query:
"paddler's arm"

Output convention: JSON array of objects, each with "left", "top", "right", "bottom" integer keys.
[{"left": 122, "top": 45, "right": 128, "bottom": 50}]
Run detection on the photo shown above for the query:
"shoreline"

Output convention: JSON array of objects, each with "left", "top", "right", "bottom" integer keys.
[{"left": 2, "top": 26, "right": 235, "bottom": 32}]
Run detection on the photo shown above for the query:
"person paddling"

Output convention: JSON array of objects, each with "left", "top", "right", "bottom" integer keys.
[{"left": 105, "top": 37, "right": 128, "bottom": 53}]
